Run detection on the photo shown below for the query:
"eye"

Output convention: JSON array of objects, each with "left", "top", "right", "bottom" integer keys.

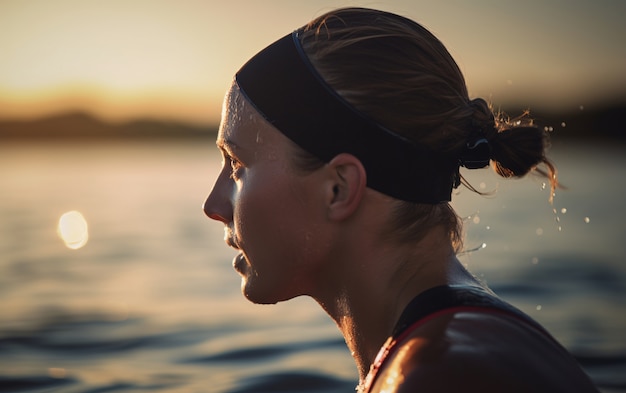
[{"left": 226, "top": 155, "right": 243, "bottom": 180}]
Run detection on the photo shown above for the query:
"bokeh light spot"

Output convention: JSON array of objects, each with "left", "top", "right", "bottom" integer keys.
[{"left": 57, "top": 210, "right": 89, "bottom": 249}]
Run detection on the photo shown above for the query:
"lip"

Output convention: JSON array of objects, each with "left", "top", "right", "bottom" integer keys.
[
  {"left": 223, "top": 227, "right": 239, "bottom": 249},
  {"left": 226, "top": 237, "right": 239, "bottom": 249},
  {"left": 232, "top": 252, "right": 247, "bottom": 274},
  {"left": 225, "top": 232, "right": 240, "bottom": 251}
]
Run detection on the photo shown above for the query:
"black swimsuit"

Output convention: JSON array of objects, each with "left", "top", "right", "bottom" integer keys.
[
  {"left": 393, "top": 285, "right": 550, "bottom": 338},
  {"left": 360, "top": 285, "right": 559, "bottom": 392}
]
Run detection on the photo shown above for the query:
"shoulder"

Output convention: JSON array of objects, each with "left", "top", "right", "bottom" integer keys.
[{"left": 371, "top": 310, "right": 598, "bottom": 393}]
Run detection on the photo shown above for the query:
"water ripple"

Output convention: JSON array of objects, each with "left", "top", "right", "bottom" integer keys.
[
  {"left": 0, "top": 374, "right": 77, "bottom": 392},
  {"left": 183, "top": 337, "right": 344, "bottom": 364},
  {"left": 0, "top": 315, "right": 208, "bottom": 356},
  {"left": 574, "top": 352, "right": 626, "bottom": 391}
]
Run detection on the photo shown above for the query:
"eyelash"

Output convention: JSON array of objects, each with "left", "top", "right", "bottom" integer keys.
[{"left": 225, "top": 155, "right": 243, "bottom": 179}]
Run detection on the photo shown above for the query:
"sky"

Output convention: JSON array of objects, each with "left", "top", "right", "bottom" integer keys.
[{"left": 1, "top": 0, "right": 625, "bottom": 126}]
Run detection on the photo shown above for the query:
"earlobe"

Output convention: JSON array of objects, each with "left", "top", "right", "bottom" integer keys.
[{"left": 326, "top": 153, "right": 367, "bottom": 221}]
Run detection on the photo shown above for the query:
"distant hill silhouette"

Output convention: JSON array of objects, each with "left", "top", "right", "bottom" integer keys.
[
  {"left": 0, "top": 112, "right": 216, "bottom": 140},
  {"left": 0, "top": 103, "right": 624, "bottom": 141},
  {"left": 524, "top": 103, "right": 625, "bottom": 141}
]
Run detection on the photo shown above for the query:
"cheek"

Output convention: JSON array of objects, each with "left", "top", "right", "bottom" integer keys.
[
  {"left": 233, "top": 170, "right": 289, "bottom": 239},
  {"left": 234, "top": 170, "right": 319, "bottom": 259}
]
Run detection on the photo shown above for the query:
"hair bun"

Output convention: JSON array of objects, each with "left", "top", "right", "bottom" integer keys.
[
  {"left": 462, "top": 99, "right": 558, "bottom": 201},
  {"left": 489, "top": 125, "right": 546, "bottom": 178}
]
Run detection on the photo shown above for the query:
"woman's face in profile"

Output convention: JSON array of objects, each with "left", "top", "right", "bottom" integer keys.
[{"left": 204, "top": 82, "right": 332, "bottom": 304}]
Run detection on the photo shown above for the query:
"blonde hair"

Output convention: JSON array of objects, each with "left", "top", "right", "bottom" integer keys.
[{"left": 296, "top": 7, "right": 557, "bottom": 250}]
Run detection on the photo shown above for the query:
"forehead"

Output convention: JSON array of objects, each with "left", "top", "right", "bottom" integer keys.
[
  {"left": 217, "top": 81, "right": 297, "bottom": 156},
  {"left": 219, "top": 82, "right": 268, "bottom": 144}
]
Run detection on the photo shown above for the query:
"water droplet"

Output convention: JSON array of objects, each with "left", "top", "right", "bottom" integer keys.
[
  {"left": 531, "top": 257, "right": 539, "bottom": 265},
  {"left": 479, "top": 182, "right": 486, "bottom": 190},
  {"left": 561, "top": 122, "right": 567, "bottom": 128},
  {"left": 560, "top": 208, "right": 567, "bottom": 214},
  {"left": 584, "top": 217, "right": 590, "bottom": 224},
  {"left": 536, "top": 228, "right": 544, "bottom": 236},
  {"left": 579, "top": 105, "right": 584, "bottom": 111},
  {"left": 463, "top": 211, "right": 481, "bottom": 223},
  {"left": 555, "top": 216, "right": 560, "bottom": 223},
  {"left": 462, "top": 242, "right": 487, "bottom": 254},
  {"left": 558, "top": 226, "right": 562, "bottom": 232},
  {"left": 541, "top": 182, "right": 546, "bottom": 190},
  {"left": 486, "top": 226, "right": 491, "bottom": 230},
  {"left": 57, "top": 211, "right": 89, "bottom": 250},
  {"left": 536, "top": 305, "right": 542, "bottom": 311}
]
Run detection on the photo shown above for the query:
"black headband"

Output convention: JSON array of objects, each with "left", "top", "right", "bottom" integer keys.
[{"left": 235, "top": 30, "right": 459, "bottom": 203}]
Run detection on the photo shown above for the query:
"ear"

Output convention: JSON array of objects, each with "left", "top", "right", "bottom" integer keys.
[{"left": 325, "top": 153, "right": 367, "bottom": 221}]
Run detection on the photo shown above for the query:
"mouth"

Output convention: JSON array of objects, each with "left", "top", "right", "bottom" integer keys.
[
  {"left": 223, "top": 228, "right": 246, "bottom": 273},
  {"left": 224, "top": 227, "right": 240, "bottom": 250},
  {"left": 232, "top": 252, "right": 247, "bottom": 274},
  {"left": 226, "top": 237, "right": 239, "bottom": 250}
]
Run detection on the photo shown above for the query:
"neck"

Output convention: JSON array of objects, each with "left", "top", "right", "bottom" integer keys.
[{"left": 312, "top": 227, "right": 479, "bottom": 381}]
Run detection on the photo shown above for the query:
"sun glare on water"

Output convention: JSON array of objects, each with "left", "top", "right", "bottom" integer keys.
[{"left": 57, "top": 210, "right": 89, "bottom": 250}]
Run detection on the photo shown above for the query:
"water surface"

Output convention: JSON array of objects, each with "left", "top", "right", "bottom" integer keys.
[{"left": 1, "top": 140, "right": 624, "bottom": 392}]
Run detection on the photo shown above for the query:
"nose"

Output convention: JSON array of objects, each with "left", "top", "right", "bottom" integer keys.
[{"left": 203, "top": 172, "right": 233, "bottom": 223}]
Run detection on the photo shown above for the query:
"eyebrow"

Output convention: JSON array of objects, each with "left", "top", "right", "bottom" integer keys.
[{"left": 216, "top": 138, "right": 241, "bottom": 153}]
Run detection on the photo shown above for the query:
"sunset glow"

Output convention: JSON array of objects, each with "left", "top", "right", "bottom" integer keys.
[{"left": 1, "top": 0, "right": 624, "bottom": 125}]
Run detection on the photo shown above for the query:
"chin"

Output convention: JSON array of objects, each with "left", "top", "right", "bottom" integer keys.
[
  {"left": 242, "top": 289, "right": 279, "bottom": 305},
  {"left": 241, "top": 280, "right": 299, "bottom": 305}
]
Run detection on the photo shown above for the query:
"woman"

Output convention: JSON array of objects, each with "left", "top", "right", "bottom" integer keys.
[{"left": 203, "top": 7, "right": 598, "bottom": 392}]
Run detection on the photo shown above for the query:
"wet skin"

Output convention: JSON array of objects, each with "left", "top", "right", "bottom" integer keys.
[
  {"left": 203, "top": 82, "right": 599, "bottom": 392},
  {"left": 204, "top": 82, "right": 333, "bottom": 304}
]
